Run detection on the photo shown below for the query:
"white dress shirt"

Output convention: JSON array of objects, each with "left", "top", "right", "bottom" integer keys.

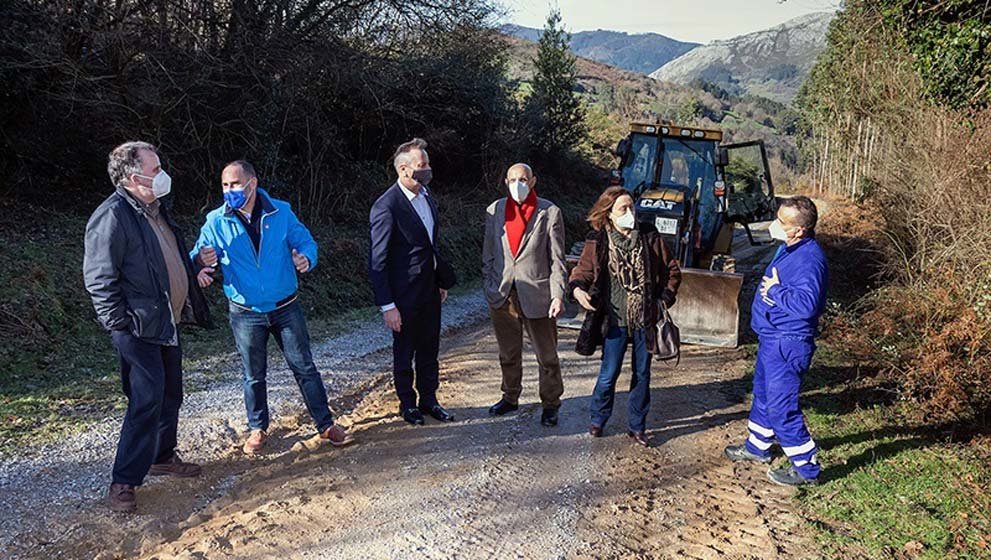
[
  {"left": 381, "top": 181, "right": 437, "bottom": 313},
  {"left": 401, "top": 182, "right": 434, "bottom": 244}
]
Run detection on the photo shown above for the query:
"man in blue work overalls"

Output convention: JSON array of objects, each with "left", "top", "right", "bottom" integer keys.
[{"left": 725, "top": 196, "right": 827, "bottom": 486}]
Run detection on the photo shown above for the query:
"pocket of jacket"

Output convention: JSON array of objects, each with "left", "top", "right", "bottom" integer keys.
[{"left": 127, "top": 297, "right": 162, "bottom": 339}]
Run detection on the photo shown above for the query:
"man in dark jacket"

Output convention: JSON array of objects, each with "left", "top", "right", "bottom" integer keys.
[
  {"left": 368, "top": 138, "right": 457, "bottom": 426},
  {"left": 83, "top": 141, "right": 212, "bottom": 513}
]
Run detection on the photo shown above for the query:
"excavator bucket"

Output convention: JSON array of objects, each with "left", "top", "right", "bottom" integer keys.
[{"left": 668, "top": 268, "right": 744, "bottom": 348}]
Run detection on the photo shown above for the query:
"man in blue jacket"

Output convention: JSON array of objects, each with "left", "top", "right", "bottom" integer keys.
[
  {"left": 369, "top": 138, "right": 458, "bottom": 426},
  {"left": 724, "top": 196, "right": 827, "bottom": 486},
  {"left": 192, "top": 160, "right": 353, "bottom": 454}
]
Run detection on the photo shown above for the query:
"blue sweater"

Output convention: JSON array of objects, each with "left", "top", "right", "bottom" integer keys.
[
  {"left": 750, "top": 238, "right": 828, "bottom": 339},
  {"left": 191, "top": 189, "right": 318, "bottom": 312}
]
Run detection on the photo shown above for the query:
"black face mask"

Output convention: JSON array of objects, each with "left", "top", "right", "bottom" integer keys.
[{"left": 411, "top": 167, "right": 433, "bottom": 187}]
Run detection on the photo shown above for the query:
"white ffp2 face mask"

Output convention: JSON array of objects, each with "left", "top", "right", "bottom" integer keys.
[
  {"left": 769, "top": 220, "right": 789, "bottom": 242},
  {"left": 613, "top": 210, "right": 635, "bottom": 231},
  {"left": 508, "top": 180, "right": 530, "bottom": 204},
  {"left": 152, "top": 171, "right": 172, "bottom": 198},
  {"left": 138, "top": 170, "right": 172, "bottom": 198}
]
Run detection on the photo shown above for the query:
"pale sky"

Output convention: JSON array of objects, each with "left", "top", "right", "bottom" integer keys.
[{"left": 497, "top": 0, "right": 841, "bottom": 44}]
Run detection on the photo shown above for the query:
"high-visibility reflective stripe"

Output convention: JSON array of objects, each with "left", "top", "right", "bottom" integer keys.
[
  {"left": 748, "top": 421, "right": 775, "bottom": 438},
  {"left": 782, "top": 440, "right": 816, "bottom": 457},
  {"left": 748, "top": 434, "right": 773, "bottom": 451},
  {"left": 793, "top": 460, "right": 808, "bottom": 467}
]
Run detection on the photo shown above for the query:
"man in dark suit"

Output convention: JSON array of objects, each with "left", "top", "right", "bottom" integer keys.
[{"left": 369, "top": 138, "right": 458, "bottom": 425}]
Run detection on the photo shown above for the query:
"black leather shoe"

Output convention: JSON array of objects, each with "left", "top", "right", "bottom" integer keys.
[
  {"left": 488, "top": 400, "right": 519, "bottom": 416},
  {"left": 540, "top": 408, "right": 559, "bottom": 427},
  {"left": 589, "top": 424, "right": 603, "bottom": 437},
  {"left": 421, "top": 404, "right": 455, "bottom": 422},
  {"left": 402, "top": 407, "right": 425, "bottom": 425},
  {"left": 628, "top": 430, "right": 650, "bottom": 447}
]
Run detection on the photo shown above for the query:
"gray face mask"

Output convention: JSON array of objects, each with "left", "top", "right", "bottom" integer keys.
[{"left": 411, "top": 167, "right": 433, "bottom": 186}]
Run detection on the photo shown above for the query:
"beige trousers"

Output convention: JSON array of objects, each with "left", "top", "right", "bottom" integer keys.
[{"left": 489, "top": 288, "right": 564, "bottom": 408}]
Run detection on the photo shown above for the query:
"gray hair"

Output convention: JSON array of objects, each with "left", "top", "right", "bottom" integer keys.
[
  {"left": 393, "top": 137, "right": 428, "bottom": 172},
  {"left": 108, "top": 141, "right": 157, "bottom": 189}
]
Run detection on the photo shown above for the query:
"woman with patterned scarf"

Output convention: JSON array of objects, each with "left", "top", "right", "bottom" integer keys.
[{"left": 569, "top": 187, "right": 682, "bottom": 447}]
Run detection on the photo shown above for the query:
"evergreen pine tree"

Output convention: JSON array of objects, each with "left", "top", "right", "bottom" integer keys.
[{"left": 527, "top": 9, "right": 586, "bottom": 154}]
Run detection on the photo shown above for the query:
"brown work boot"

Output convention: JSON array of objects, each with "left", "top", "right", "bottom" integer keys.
[
  {"left": 148, "top": 453, "right": 202, "bottom": 478},
  {"left": 107, "top": 483, "right": 136, "bottom": 513},
  {"left": 242, "top": 429, "right": 267, "bottom": 455},
  {"left": 320, "top": 424, "right": 355, "bottom": 447}
]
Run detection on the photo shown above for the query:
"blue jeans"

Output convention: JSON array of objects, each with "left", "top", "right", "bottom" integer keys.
[
  {"left": 228, "top": 300, "right": 334, "bottom": 432},
  {"left": 590, "top": 326, "right": 652, "bottom": 432}
]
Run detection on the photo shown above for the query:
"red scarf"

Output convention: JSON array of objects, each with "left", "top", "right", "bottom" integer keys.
[{"left": 505, "top": 189, "right": 538, "bottom": 257}]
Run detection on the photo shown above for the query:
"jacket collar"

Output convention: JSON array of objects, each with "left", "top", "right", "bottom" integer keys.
[
  {"left": 391, "top": 182, "right": 436, "bottom": 245},
  {"left": 499, "top": 196, "right": 546, "bottom": 259},
  {"left": 114, "top": 185, "right": 151, "bottom": 216},
  {"left": 784, "top": 237, "right": 814, "bottom": 253},
  {"left": 397, "top": 180, "right": 429, "bottom": 201}
]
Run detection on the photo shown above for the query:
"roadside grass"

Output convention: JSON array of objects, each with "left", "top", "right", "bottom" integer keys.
[
  {"left": 739, "top": 325, "right": 991, "bottom": 558},
  {"left": 792, "top": 342, "right": 991, "bottom": 559},
  {"left": 726, "top": 198, "right": 991, "bottom": 559},
  {"left": 814, "top": 239, "right": 990, "bottom": 558}
]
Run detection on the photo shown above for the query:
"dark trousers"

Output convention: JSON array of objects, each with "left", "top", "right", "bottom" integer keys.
[
  {"left": 392, "top": 296, "right": 442, "bottom": 410},
  {"left": 589, "top": 326, "right": 652, "bottom": 432},
  {"left": 228, "top": 301, "right": 334, "bottom": 433},
  {"left": 111, "top": 330, "right": 182, "bottom": 486}
]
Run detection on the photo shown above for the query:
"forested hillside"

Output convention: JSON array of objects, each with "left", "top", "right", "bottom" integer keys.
[
  {"left": 504, "top": 34, "right": 801, "bottom": 183},
  {"left": 792, "top": 1, "right": 991, "bottom": 556},
  {"left": 500, "top": 23, "right": 698, "bottom": 75}
]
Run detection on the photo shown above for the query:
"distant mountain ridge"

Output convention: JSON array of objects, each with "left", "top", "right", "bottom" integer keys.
[
  {"left": 499, "top": 24, "right": 699, "bottom": 75},
  {"left": 649, "top": 12, "right": 835, "bottom": 104}
]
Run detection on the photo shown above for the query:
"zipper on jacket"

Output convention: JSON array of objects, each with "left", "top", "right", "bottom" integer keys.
[
  {"left": 164, "top": 290, "right": 178, "bottom": 346},
  {"left": 256, "top": 211, "right": 267, "bottom": 269},
  {"left": 229, "top": 207, "right": 275, "bottom": 269}
]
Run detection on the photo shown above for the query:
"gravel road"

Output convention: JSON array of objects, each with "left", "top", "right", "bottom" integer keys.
[
  {"left": 0, "top": 290, "right": 489, "bottom": 560},
  {"left": 0, "top": 222, "right": 816, "bottom": 560}
]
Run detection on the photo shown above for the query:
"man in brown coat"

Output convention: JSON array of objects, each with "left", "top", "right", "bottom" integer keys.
[{"left": 482, "top": 163, "right": 567, "bottom": 426}]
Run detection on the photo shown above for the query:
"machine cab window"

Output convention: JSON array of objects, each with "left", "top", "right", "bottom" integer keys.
[{"left": 619, "top": 134, "right": 659, "bottom": 193}]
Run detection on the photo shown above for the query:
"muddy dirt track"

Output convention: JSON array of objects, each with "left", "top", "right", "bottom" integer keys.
[{"left": 88, "top": 326, "right": 815, "bottom": 560}]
